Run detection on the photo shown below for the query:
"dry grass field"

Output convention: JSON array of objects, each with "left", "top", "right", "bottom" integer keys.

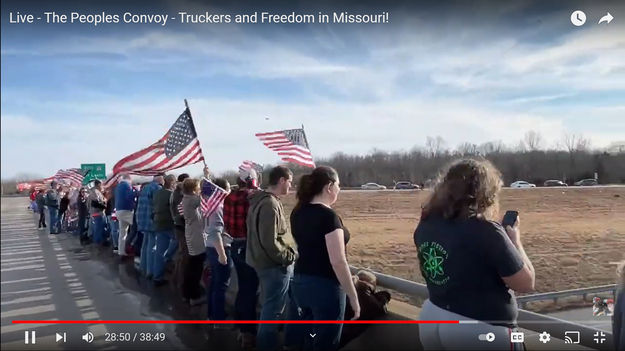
[{"left": 281, "top": 187, "right": 625, "bottom": 301}]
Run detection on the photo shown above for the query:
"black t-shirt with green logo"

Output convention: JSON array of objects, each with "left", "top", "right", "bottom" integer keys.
[{"left": 414, "top": 216, "right": 525, "bottom": 327}]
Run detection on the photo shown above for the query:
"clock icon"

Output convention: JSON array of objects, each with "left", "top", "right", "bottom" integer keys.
[{"left": 571, "top": 10, "right": 586, "bottom": 26}]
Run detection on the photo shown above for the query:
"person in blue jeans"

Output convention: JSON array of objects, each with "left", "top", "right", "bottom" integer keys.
[
  {"left": 245, "top": 166, "right": 298, "bottom": 351},
  {"left": 104, "top": 188, "right": 118, "bottom": 250},
  {"left": 152, "top": 175, "right": 176, "bottom": 285},
  {"left": 224, "top": 170, "right": 260, "bottom": 349},
  {"left": 45, "top": 182, "right": 61, "bottom": 234},
  {"left": 203, "top": 178, "right": 233, "bottom": 320},
  {"left": 137, "top": 176, "right": 164, "bottom": 278},
  {"left": 88, "top": 180, "right": 107, "bottom": 245},
  {"left": 286, "top": 166, "right": 360, "bottom": 351}
]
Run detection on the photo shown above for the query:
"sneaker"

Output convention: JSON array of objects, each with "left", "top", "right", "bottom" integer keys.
[
  {"left": 189, "top": 296, "right": 206, "bottom": 306},
  {"left": 113, "top": 249, "right": 119, "bottom": 254}
]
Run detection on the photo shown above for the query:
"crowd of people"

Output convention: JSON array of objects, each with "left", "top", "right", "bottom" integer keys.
[
  {"left": 28, "top": 165, "right": 392, "bottom": 351},
  {"left": 26, "top": 159, "right": 623, "bottom": 351}
]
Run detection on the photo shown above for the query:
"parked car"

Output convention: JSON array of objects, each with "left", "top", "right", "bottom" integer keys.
[
  {"left": 394, "top": 181, "right": 420, "bottom": 190},
  {"left": 544, "top": 180, "right": 567, "bottom": 187},
  {"left": 510, "top": 181, "right": 536, "bottom": 188},
  {"left": 574, "top": 179, "right": 598, "bottom": 186},
  {"left": 361, "top": 182, "right": 387, "bottom": 190}
]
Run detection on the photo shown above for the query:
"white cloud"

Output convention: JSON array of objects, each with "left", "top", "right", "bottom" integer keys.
[
  {"left": 2, "top": 5, "right": 624, "bottom": 178},
  {"left": 1, "top": 96, "right": 606, "bottom": 179}
]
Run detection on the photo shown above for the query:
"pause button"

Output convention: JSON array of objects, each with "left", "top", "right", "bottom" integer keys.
[{"left": 24, "top": 331, "right": 36, "bottom": 344}]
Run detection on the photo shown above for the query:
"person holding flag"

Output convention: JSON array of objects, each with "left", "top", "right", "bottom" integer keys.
[
  {"left": 181, "top": 175, "right": 208, "bottom": 306},
  {"left": 202, "top": 177, "right": 233, "bottom": 322}
]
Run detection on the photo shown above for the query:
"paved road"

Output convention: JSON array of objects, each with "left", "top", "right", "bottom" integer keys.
[{"left": 1, "top": 197, "right": 239, "bottom": 350}]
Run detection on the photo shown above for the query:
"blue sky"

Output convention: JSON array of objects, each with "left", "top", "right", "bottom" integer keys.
[{"left": 1, "top": 0, "right": 624, "bottom": 179}]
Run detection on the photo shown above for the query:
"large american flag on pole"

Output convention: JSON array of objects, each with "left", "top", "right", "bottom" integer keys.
[
  {"left": 51, "top": 168, "right": 88, "bottom": 188},
  {"left": 200, "top": 179, "right": 229, "bottom": 218},
  {"left": 255, "top": 128, "right": 315, "bottom": 168},
  {"left": 104, "top": 108, "right": 204, "bottom": 188}
]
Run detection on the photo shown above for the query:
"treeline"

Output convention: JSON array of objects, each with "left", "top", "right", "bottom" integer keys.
[{"left": 253, "top": 133, "right": 625, "bottom": 187}]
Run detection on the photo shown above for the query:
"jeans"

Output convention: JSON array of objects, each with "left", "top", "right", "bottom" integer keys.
[
  {"left": 77, "top": 215, "right": 88, "bottom": 239},
  {"left": 164, "top": 236, "right": 179, "bottom": 263},
  {"left": 140, "top": 231, "right": 155, "bottom": 277},
  {"left": 285, "top": 274, "right": 346, "bottom": 351},
  {"left": 173, "top": 226, "right": 189, "bottom": 292},
  {"left": 116, "top": 210, "right": 133, "bottom": 256},
  {"left": 153, "top": 230, "right": 173, "bottom": 281},
  {"left": 256, "top": 264, "right": 294, "bottom": 351},
  {"left": 182, "top": 253, "right": 206, "bottom": 300},
  {"left": 38, "top": 207, "right": 46, "bottom": 228},
  {"left": 232, "top": 240, "right": 259, "bottom": 334},
  {"left": 59, "top": 210, "right": 67, "bottom": 232},
  {"left": 48, "top": 207, "right": 59, "bottom": 234},
  {"left": 206, "top": 246, "right": 233, "bottom": 320},
  {"left": 107, "top": 215, "right": 119, "bottom": 249},
  {"left": 91, "top": 215, "right": 106, "bottom": 244}
]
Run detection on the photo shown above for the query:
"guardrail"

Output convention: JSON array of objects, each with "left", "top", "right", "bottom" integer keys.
[
  {"left": 517, "top": 284, "right": 618, "bottom": 308},
  {"left": 349, "top": 266, "right": 614, "bottom": 350}
]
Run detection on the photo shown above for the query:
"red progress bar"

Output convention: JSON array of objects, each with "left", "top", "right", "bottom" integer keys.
[{"left": 13, "top": 320, "right": 459, "bottom": 324}]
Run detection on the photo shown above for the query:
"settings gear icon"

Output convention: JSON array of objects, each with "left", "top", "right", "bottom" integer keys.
[{"left": 539, "top": 331, "right": 551, "bottom": 343}]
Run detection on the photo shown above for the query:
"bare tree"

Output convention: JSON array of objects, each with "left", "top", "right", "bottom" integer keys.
[
  {"left": 524, "top": 130, "right": 544, "bottom": 151},
  {"left": 426, "top": 136, "right": 446, "bottom": 158},
  {"left": 562, "top": 133, "right": 591, "bottom": 153},
  {"left": 576, "top": 136, "right": 591, "bottom": 152},
  {"left": 456, "top": 142, "right": 478, "bottom": 156},
  {"left": 562, "top": 133, "right": 578, "bottom": 154}
]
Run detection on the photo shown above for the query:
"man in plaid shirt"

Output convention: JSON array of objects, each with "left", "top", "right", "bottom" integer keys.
[
  {"left": 136, "top": 175, "right": 164, "bottom": 278},
  {"left": 224, "top": 168, "right": 260, "bottom": 349}
]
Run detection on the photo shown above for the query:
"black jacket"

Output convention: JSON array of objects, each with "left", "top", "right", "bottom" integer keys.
[{"left": 60, "top": 196, "right": 70, "bottom": 213}]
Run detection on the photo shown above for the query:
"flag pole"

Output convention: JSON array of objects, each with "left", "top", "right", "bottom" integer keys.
[
  {"left": 301, "top": 124, "right": 312, "bottom": 152},
  {"left": 184, "top": 99, "right": 208, "bottom": 169},
  {"left": 301, "top": 124, "right": 315, "bottom": 167}
]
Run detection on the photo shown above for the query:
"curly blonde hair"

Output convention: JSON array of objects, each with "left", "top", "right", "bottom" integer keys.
[{"left": 422, "top": 158, "right": 503, "bottom": 221}]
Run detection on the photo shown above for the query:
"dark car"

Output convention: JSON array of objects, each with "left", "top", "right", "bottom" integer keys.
[
  {"left": 544, "top": 180, "right": 567, "bottom": 187},
  {"left": 574, "top": 179, "right": 598, "bottom": 186},
  {"left": 394, "top": 181, "right": 420, "bottom": 190}
]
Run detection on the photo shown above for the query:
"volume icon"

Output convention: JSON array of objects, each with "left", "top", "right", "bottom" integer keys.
[{"left": 82, "top": 332, "right": 94, "bottom": 343}]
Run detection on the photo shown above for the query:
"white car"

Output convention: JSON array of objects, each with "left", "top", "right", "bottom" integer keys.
[
  {"left": 510, "top": 181, "right": 536, "bottom": 188},
  {"left": 361, "top": 182, "right": 387, "bottom": 190}
]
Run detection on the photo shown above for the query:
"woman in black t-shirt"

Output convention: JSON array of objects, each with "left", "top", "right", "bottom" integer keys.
[
  {"left": 414, "top": 159, "right": 535, "bottom": 350},
  {"left": 284, "top": 166, "right": 360, "bottom": 351}
]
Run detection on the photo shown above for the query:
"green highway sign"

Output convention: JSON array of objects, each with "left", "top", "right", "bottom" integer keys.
[{"left": 81, "top": 163, "right": 106, "bottom": 185}]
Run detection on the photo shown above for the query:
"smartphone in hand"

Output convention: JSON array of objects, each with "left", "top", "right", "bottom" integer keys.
[{"left": 501, "top": 210, "right": 519, "bottom": 228}]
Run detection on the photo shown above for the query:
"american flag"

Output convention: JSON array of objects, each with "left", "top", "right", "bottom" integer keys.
[
  {"left": 200, "top": 179, "right": 229, "bottom": 218},
  {"left": 109, "top": 108, "right": 204, "bottom": 180},
  {"left": 239, "top": 160, "right": 260, "bottom": 173},
  {"left": 51, "top": 168, "right": 88, "bottom": 188},
  {"left": 255, "top": 128, "right": 315, "bottom": 168}
]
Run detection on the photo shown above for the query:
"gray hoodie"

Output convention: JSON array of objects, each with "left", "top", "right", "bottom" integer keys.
[
  {"left": 203, "top": 204, "right": 233, "bottom": 249},
  {"left": 181, "top": 193, "right": 205, "bottom": 256}
]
